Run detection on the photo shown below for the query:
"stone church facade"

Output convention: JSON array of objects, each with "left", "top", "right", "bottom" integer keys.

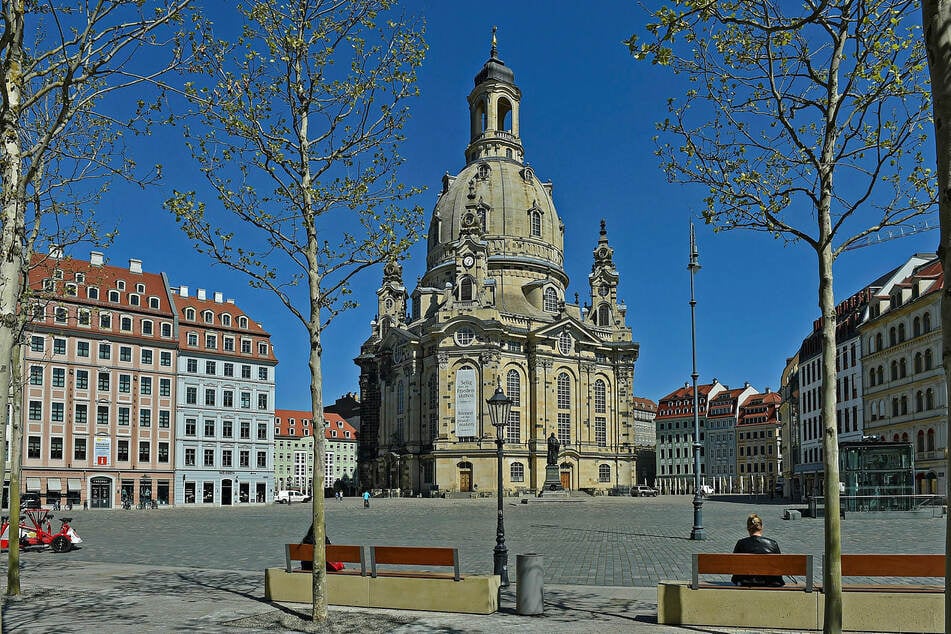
[{"left": 356, "top": 39, "right": 639, "bottom": 495}]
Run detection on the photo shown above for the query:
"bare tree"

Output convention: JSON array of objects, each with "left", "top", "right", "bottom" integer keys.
[
  {"left": 165, "top": 0, "right": 425, "bottom": 622},
  {"left": 629, "top": 2, "right": 934, "bottom": 631},
  {"left": 0, "top": 0, "right": 193, "bottom": 610},
  {"left": 921, "top": 1, "right": 951, "bottom": 627}
]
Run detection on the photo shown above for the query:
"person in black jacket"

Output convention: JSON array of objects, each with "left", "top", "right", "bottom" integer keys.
[{"left": 732, "top": 513, "right": 784, "bottom": 587}]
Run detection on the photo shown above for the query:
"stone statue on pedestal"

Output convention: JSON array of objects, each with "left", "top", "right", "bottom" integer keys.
[{"left": 547, "top": 432, "right": 560, "bottom": 466}]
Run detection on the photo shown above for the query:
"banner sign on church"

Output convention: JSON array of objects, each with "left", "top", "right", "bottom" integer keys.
[{"left": 454, "top": 368, "right": 478, "bottom": 437}]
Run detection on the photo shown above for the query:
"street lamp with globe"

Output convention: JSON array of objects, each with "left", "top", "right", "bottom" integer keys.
[{"left": 486, "top": 381, "right": 513, "bottom": 587}]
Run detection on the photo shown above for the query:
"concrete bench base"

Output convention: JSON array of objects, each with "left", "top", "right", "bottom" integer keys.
[
  {"left": 265, "top": 568, "right": 500, "bottom": 614},
  {"left": 657, "top": 581, "right": 819, "bottom": 630},
  {"left": 658, "top": 581, "right": 945, "bottom": 633},
  {"left": 835, "top": 590, "right": 944, "bottom": 633}
]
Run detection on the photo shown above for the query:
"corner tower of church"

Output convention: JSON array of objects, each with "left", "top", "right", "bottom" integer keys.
[{"left": 357, "top": 32, "right": 639, "bottom": 496}]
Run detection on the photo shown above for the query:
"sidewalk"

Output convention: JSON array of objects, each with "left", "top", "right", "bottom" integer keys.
[{"left": 0, "top": 560, "right": 796, "bottom": 633}]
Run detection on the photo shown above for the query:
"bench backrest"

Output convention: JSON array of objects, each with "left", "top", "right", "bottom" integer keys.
[
  {"left": 285, "top": 543, "right": 366, "bottom": 575},
  {"left": 693, "top": 553, "right": 814, "bottom": 591},
  {"left": 840, "top": 554, "right": 945, "bottom": 578},
  {"left": 370, "top": 545, "right": 460, "bottom": 581}
]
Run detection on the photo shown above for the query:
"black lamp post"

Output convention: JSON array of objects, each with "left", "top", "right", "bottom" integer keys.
[
  {"left": 486, "top": 381, "right": 513, "bottom": 587},
  {"left": 688, "top": 222, "right": 705, "bottom": 540}
]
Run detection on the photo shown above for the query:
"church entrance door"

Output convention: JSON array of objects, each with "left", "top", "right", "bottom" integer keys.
[
  {"left": 560, "top": 470, "right": 571, "bottom": 491},
  {"left": 460, "top": 470, "right": 472, "bottom": 492}
]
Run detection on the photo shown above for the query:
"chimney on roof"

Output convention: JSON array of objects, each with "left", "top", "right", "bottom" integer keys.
[
  {"left": 197, "top": 288, "right": 207, "bottom": 300},
  {"left": 744, "top": 381, "right": 750, "bottom": 388},
  {"left": 765, "top": 387, "right": 771, "bottom": 393},
  {"left": 214, "top": 291, "right": 223, "bottom": 303},
  {"left": 90, "top": 251, "right": 104, "bottom": 267},
  {"left": 49, "top": 245, "right": 63, "bottom": 259},
  {"left": 129, "top": 259, "right": 142, "bottom": 274},
  {"left": 179, "top": 286, "right": 189, "bottom": 298},
  {"left": 226, "top": 298, "right": 235, "bottom": 304}
]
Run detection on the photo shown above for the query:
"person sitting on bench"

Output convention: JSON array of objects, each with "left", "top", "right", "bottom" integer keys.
[{"left": 731, "top": 513, "right": 785, "bottom": 587}]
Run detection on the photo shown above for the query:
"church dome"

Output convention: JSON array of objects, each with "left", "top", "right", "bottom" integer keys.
[{"left": 422, "top": 32, "right": 567, "bottom": 288}]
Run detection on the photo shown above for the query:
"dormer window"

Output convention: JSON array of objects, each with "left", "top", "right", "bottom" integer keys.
[
  {"left": 477, "top": 162, "right": 490, "bottom": 180},
  {"left": 203, "top": 310, "right": 214, "bottom": 324},
  {"left": 75, "top": 273, "right": 85, "bottom": 283},
  {"left": 136, "top": 283, "right": 145, "bottom": 293},
  {"left": 149, "top": 297, "right": 160, "bottom": 309},
  {"left": 184, "top": 307, "right": 196, "bottom": 321},
  {"left": 221, "top": 314, "right": 231, "bottom": 326},
  {"left": 53, "top": 269, "right": 64, "bottom": 280},
  {"left": 65, "top": 283, "right": 78, "bottom": 297},
  {"left": 238, "top": 316, "right": 248, "bottom": 329},
  {"left": 87, "top": 287, "right": 99, "bottom": 300},
  {"left": 43, "top": 279, "right": 54, "bottom": 292},
  {"left": 129, "top": 294, "right": 140, "bottom": 306},
  {"left": 543, "top": 287, "right": 558, "bottom": 312},
  {"left": 116, "top": 280, "right": 125, "bottom": 291},
  {"left": 108, "top": 290, "right": 120, "bottom": 303}
]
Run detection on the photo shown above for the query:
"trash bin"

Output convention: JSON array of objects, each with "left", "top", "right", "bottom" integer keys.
[{"left": 516, "top": 553, "right": 544, "bottom": 615}]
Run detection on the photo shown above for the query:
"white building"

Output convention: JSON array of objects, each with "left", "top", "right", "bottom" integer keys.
[{"left": 173, "top": 287, "right": 277, "bottom": 505}]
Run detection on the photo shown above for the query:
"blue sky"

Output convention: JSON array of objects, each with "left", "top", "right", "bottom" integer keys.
[{"left": 91, "top": 1, "right": 938, "bottom": 408}]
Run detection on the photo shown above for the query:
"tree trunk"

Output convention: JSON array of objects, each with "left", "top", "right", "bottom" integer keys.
[
  {"left": 818, "top": 240, "right": 842, "bottom": 634},
  {"left": 0, "top": 0, "right": 26, "bottom": 604},
  {"left": 921, "top": 2, "right": 951, "bottom": 629},
  {"left": 7, "top": 343, "right": 22, "bottom": 596},
  {"left": 308, "top": 304, "right": 327, "bottom": 622}
]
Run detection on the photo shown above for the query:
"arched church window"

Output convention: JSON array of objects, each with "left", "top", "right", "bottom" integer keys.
[
  {"left": 925, "top": 348, "right": 934, "bottom": 370},
  {"left": 530, "top": 210, "right": 541, "bottom": 237},
  {"left": 506, "top": 369, "right": 521, "bottom": 406},
  {"left": 594, "top": 379, "right": 606, "bottom": 414},
  {"left": 477, "top": 162, "right": 490, "bottom": 180},
  {"left": 396, "top": 382, "right": 405, "bottom": 414},
  {"left": 598, "top": 464, "right": 611, "bottom": 482},
  {"left": 914, "top": 316, "right": 921, "bottom": 337},
  {"left": 924, "top": 312, "right": 932, "bottom": 332},
  {"left": 557, "top": 373, "right": 571, "bottom": 409},
  {"left": 543, "top": 287, "right": 558, "bottom": 313},
  {"left": 510, "top": 462, "right": 524, "bottom": 482},
  {"left": 597, "top": 303, "right": 611, "bottom": 326},
  {"left": 497, "top": 97, "right": 512, "bottom": 131},
  {"left": 459, "top": 276, "right": 474, "bottom": 301}
]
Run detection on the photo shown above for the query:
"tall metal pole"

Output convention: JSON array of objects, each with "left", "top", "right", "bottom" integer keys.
[
  {"left": 495, "top": 430, "right": 509, "bottom": 586},
  {"left": 689, "top": 222, "right": 705, "bottom": 540}
]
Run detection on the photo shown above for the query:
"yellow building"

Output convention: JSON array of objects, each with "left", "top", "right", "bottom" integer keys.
[{"left": 356, "top": 39, "right": 639, "bottom": 495}]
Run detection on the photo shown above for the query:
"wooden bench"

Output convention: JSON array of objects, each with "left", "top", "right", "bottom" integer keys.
[
  {"left": 265, "top": 543, "right": 499, "bottom": 614},
  {"left": 658, "top": 553, "right": 819, "bottom": 630},
  {"left": 370, "top": 546, "right": 460, "bottom": 580},
  {"left": 284, "top": 543, "right": 365, "bottom": 575},
  {"left": 692, "top": 553, "right": 814, "bottom": 590},
  {"left": 836, "top": 554, "right": 945, "bottom": 633}
]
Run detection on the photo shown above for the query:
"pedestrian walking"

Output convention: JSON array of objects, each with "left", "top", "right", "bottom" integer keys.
[{"left": 363, "top": 490, "right": 370, "bottom": 508}]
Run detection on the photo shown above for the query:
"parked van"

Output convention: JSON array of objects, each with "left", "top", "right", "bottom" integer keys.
[{"left": 275, "top": 490, "right": 311, "bottom": 504}]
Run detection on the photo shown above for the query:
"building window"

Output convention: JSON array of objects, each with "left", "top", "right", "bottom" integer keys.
[
  {"left": 74, "top": 438, "right": 87, "bottom": 460},
  {"left": 455, "top": 327, "right": 475, "bottom": 346},
  {"left": 30, "top": 336, "right": 44, "bottom": 352},
  {"left": 507, "top": 410, "right": 520, "bottom": 443},
  {"left": 29, "top": 366, "right": 43, "bottom": 385},
  {"left": 74, "top": 404, "right": 88, "bottom": 425},
  {"left": 510, "top": 462, "right": 525, "bottom": 482},
  {"left": 184, "top": 448, "right": 196, "bottom": 466},
  {"left": 224, "top": 336, "right": 235, "bottom": 352},
  {"left": 97, "top": 372, "right": 110, "bottom": 391},
  {"left": 205, "top": 389, "right": 216, "bottom": 406},
  {"left": 141, "top": 349, "right": 153, "bottom": 365},
  {"left": 240, "top": 421, "right": 250, "bottom": 439},
  {"left": 598, "top": 464, "right": 611, "bottom": 482},
  {"left": 257, "top": 451, "right": 267, "bottom": 468},
  {"left": 119, "top": 374, "right": 131, "bottom": 393},
  {"left": 224, "top": 363, "right": 234, "bottom": 377},
  {"left": 258, "top": 342, "right": 268, "bottom": 356},
  {"left": 543, "top": 287, "right": 558, "bottom": 312},
  {"left": 118, "top": 407, "right": 130, "bottom": 426},
  {"left": 239, "top": 450, "right": 250, "bottom": 468},
  {"left": 52, "top": 367, "right": 65, "bottom": 388},
  {"left": 28, "top": 436, "right": 41, "bottom": 459},
  {"left": 141, "top": 319, "right": 153, "bottom": 335},
  {"left": 98, "top": 343, "right": 111, "bottom": 360},
  {"left": 186, "top": 387, "right": 197, "bottom": 405},
  {"left": 117, "top": 440, "right": 129, "bottom": 462},
  {"left": 595, "top": 417, "right": 606, "bottom": 447},
  {"left": 96, "top": 406, "right": 109, "bottom": 425},
  {"left": 558, "top": 331, "right": 572, "bottom": 355},
  {"left": 54, "top": 307, "right": 68, "bottom": 324},
  {"left": 160, "top": 351, "right": 172, "bottom": 366},
  {"left": 557, "top": 412, "right": 571, "bottom": 446},
  {"left": 160, "top": 322, "right": 172, "bottom": 337},
  {"left": 530, "top": 210, "right": 541, "bottom": 237},
  {"left": 53, "top": 338, "right": 67, "bottom": 354},
  {"left": 222, "top": 450, "right": 232, "bottom": 467},
  {"left": 185, "top": 418, "right": 197, "bottom": 436},
  {"left": 557, "top": 373, "right": 571, "bottom": 409},
  {"left": 257, "top": 423, "right": 267, "bottom": 440},
  {"left": 241, "top": 339, "right": 252, "bottom": 354},
  {"left": 594, "top": 379, "right": 606, "bottom": 413},
  {"left": 258, "top": 393, "right": 268, "bottom": 410},
  {"left": 258, "top": 367, "right": 268, "bottom": 381},
  {"left": 506, "top": 370, "right": 521, "bottom": 406},
  {"left": 205, "top": 361, "right": 216, "bottom": 375},
  {"left": 51, "top": 402, "right": 64, "bottom": 422},
  {"left": 159, "top": 411, "right": 170, "bottom": 428},
  {"left": 159, "top": 378, "right": 171, "bottom": 397},
  {"left": 241, "top": 365, "right": 251, "bottom": 379},
  {"left": 203, "top": 449, "right": 214, "bottom": 467},
  {"left": 158, "top": 442, "right": 169, "bottom": 463},
  {"left": 139, "top": 409, "right": 151, "bottom": 427},
  {"left": 222, "top": 420, "right": 233, "bottom": 438}
]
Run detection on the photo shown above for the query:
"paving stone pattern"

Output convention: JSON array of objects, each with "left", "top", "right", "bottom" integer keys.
[{"left": 27, "top": 495, "right": 945, "bottom": 585}]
